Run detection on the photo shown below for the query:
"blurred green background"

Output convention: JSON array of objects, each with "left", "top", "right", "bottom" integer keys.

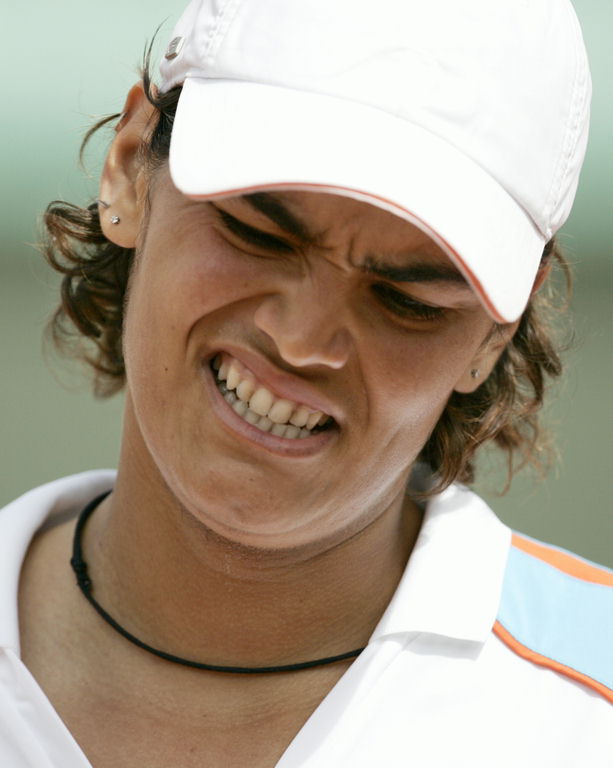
[{"left": 1, "top": 1, "right": 612, "bottom": 565}]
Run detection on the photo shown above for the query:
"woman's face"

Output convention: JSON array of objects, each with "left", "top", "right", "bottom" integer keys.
[{"left": 121, "top": 170, "right": 499, "bottom": 549}]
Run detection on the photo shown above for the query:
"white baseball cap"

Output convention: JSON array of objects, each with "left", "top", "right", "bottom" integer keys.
[{"left": 159, "top": 0, "right": 591, "bottom": 322}]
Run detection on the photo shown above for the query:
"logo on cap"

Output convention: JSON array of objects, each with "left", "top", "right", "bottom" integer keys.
[{"left": 165, "top": 36, "right": 184, "bottom": 60}]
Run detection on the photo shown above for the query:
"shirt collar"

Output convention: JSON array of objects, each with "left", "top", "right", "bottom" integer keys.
[{"left": 371, "top": 482, "right": 511, "bottom": 644}]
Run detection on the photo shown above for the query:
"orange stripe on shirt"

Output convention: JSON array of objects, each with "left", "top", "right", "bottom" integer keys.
[{"left": 511, "top": 533, "right": 613, "bottom": 587}]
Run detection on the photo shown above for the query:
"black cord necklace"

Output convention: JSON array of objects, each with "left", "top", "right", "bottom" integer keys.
[{"left": 70, "top": 492, "right": 365, "bottom": 674}]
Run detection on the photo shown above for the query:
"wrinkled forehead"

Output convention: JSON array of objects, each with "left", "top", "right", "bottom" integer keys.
[{"left": 212, "top": 188, "right": 471, "bottom": 285}]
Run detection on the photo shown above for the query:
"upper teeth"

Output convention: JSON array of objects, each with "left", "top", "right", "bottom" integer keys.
[{"left": 214, "top": 354, "right": 330, "bottom": 434}]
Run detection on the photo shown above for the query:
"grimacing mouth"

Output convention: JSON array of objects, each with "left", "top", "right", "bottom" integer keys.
[{"left": 209, "top": 355, "right": 336, "bottom": 439}]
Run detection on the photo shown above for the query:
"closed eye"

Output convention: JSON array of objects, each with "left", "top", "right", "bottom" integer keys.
[
  {"left": 371, "top": 283, "right": 445, "bottom": 321},
  {"left": 211, "top": 205, "right": 295, "bottom": 253}
]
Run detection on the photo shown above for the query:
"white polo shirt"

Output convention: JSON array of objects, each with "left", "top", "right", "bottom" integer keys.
[{"left": 1, "top": 471, "right": 611, "bottom": 767}]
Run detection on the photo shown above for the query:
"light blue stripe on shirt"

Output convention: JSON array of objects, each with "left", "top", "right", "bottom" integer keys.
[{"left": 497, "top": 544, "right": 613, "bottom": 691}]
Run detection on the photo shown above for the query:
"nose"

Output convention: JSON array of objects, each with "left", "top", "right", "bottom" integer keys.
[{"left": 253, "top": 274, "right": 353, "bottom": 370}]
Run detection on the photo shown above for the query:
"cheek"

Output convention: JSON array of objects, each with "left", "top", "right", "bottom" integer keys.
[
  {"left": 121, "top": 228, "right": 277, "bottom": 436},
  {"left": 364, "top": 324, "right": 483, "bottom": 446},
  {"left": 179, "top": 244, "right": 259, "bottom": 320},
  {"left": 124, "top": 235, "right": 259, "bottom": 359}
]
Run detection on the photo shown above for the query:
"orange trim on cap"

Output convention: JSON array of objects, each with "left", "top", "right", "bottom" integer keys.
[
  {"left": 493, "top": 621, "right": 613, "bottom": 705},
  {"left": 189, "top": 182, "right": 508, "bottom": 322},
  {"left": 511, "top": 533, "right": 613, "bottom": 587}
]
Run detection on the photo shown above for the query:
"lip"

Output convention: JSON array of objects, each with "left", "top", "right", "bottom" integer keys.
[{"left": 202, "top": 356, "right": 339, "bottom": 458}]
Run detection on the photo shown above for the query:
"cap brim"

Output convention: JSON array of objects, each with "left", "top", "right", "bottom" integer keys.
[{"left": 169, "top": 78, "right": 545, "bottom": 322}]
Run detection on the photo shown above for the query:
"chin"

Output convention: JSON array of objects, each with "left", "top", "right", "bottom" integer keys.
[{"left": 170, "top": 476, "right": 322, "bottom": 549}]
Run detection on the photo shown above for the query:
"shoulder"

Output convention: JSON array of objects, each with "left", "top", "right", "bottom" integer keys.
[
  {"left": 0, "top": 470, "right": 116, "bottom": 654},
  {"left": 1, "top": 470, "right": 116, "bottom": 525},
  {"left": 0, "top": 469, "right": 116, "bottom": 575},
  {"left": 494, "top": 532, "right": 613, "bottom": 704}
]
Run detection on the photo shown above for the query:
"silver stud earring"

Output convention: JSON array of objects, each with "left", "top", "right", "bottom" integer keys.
[
  {"left": 470, "top": 368, "right": 480, "bottom": 379},
  {"left": 96, "top": 200, "right": 120, "bottom": 224}
]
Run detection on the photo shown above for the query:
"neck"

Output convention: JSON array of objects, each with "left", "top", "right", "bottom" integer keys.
[{"left": 83, "top": 431, "right": 422, "bottom": 671}]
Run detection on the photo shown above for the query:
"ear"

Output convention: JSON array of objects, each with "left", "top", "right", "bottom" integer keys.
[
  {"left": 454, "top": 320, "right": 520, "bottom": 394},
  {"left": 454, "top": 257, "right": 550, "bottom": 394},
  {"left": 98, "top": 82, "right": 157, "bottom": 248}
]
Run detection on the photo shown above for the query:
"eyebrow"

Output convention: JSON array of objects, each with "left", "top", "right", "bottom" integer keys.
[
  {"left": 241, "top": 192, "right": 314, "bottom": 243},
  {"left": 239, "top": 192, "right": 469, "bottom": 287},
  {"left": 361, "top": 256, "right": 470, "bottom": 286}
]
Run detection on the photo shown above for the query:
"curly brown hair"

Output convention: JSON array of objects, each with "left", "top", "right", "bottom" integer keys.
[{"left": 42, "top": 47, "right": 571, "bottom": 494}]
